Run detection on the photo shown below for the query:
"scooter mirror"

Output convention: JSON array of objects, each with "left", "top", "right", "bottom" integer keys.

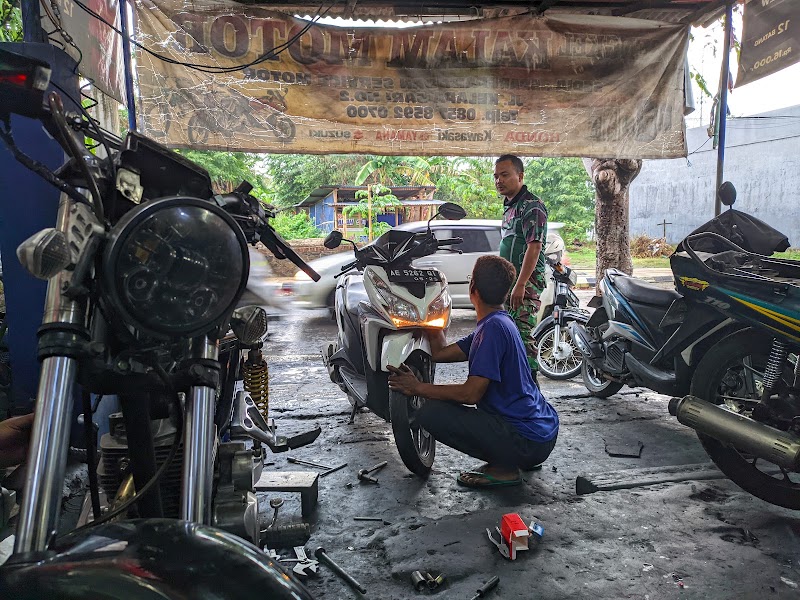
[
  {"left": 324, "top": 230, "right": 343, "bottom": 249},
  {"left": 437, "top": 203, "right": 467, "bottom": 221},
  {"left": 718, "top": 181, "right": 736, "bottom": 207}
]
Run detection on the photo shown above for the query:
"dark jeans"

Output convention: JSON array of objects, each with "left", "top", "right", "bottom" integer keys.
[{"left": 415, "top": 401, "right": 557, "bottom": 471}]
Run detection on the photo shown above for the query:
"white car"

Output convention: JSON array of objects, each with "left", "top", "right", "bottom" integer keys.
[{"left": 283, "top": 220, "right": 566, "bottom": 313}]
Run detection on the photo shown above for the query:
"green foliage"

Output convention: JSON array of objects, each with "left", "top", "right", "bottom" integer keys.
[
  {"left": 433, "top": 157, "right": 503, "bottom": 219},
  {"left": 1, "top": 0, "right": 22, "bottom": 42},
  {"left": 264, "top": 154, "right": 363, "bottom": 208},
  {"left": 270, "top": 211, "right": 323, "bottom": 240},
  {"left": 176, "top": 150, "right": 272, "bottom": 202},
  {"left": 346, "top": 183, "right": 401, "bottom": 239},
  {"left": 522, "top": 157, "right": 594, "bottom": 242}
]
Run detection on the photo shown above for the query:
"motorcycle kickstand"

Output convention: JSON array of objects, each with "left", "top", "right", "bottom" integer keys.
[{"left": 348, "top": 403, "right": 359, "bottom": 424}]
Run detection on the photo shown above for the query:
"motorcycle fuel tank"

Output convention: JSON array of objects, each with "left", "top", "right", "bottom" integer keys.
[{"left": 0, "top": 519, "right": 314, "bottom": 600}]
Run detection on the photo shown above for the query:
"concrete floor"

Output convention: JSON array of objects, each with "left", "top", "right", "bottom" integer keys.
[{"left": 261, "top": 308, "right": 800, "bottom": 599}]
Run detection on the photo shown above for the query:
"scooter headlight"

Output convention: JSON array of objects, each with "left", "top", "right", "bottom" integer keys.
[
  {"left": 366, "top": 270, "right": 421, "bottom": 327},
  {"left": 422, "top": 290, "right": 451, "bottom": 329},
  {"left": 102, "top": 196, "right": 249, "bottom": 339}
]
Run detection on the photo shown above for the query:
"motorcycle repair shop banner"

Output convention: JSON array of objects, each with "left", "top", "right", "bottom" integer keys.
[
  {"left": 134, "top": 0, "right": 689, "bottom": 157},
  {"left": 736, "top": 0, "right": 799, "bottom": 87}
]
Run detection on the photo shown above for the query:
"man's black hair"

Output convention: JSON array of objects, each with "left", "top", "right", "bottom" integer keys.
[
  {"left": 471, "top": 255, "right": 516, "bottom": 306},
  {"left": 495, "top": 154, "right": 524, "bottom": 174}
]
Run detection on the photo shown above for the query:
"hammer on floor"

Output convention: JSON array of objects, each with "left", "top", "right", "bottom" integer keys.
[{"left": 357, "top": 460, "right": 388, "bottom": 484}]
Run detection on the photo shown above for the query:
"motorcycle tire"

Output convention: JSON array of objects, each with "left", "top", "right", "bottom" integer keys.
[
  {"left": 580, "top": 360, "right": 623, "bottom": 398},
  {"left": 389, "top": 357, "right": 435, "bottom": 477},
  {"left": 535, "top": 319, "right": 586, "bottom": 380},
  {"left": 690, "top": 328, "right": 800, "bottom": 510}
]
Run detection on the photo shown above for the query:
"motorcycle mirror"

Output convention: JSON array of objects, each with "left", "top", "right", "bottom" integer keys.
[
  {"left": 324, "top": 231, "right": 343, "bottom": 249},
  {"left": 718, "top": 181, "right": 737, "bottom": 207},
  {"left": 437, "top": 202, "right": 467, "bottom": 221},
  {"left": 230, "top": 305, "right": 268, "bottom": 345}
]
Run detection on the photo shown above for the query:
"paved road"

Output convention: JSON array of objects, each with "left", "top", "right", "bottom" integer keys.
[{"left": 261, "top": 308, "right": 800, "bottom": 599}]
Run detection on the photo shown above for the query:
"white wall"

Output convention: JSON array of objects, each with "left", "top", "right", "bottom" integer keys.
[{"left": 629, "top": 105, "right": 800, "bottom": 246}]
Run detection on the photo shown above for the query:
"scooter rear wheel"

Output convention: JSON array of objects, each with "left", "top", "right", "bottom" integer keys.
[
  {"left": 389, "top": 359, "right": 435, "bottom": 477},
  {"left": 581, "top": 360, "right": 623, "bottom": 398}
]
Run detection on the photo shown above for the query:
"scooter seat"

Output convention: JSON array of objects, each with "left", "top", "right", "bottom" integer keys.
[
  {"left": 608, "top": 272, "right": 681, "bottom": 306},
  {"left": 345, "top": 277, "right": 369, "bottom": 315}
]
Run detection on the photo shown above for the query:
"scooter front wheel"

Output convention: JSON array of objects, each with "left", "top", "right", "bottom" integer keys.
[{"left": 389, "top": 360, "right": 435, "bottom": 477}]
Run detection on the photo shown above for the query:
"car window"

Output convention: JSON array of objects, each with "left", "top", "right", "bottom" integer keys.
[
  {"left": 451, "top": 228, "right": 492, "bottom": 253},
  {"left": 484, "top": 228, "right": 501, "bottom": 251}
]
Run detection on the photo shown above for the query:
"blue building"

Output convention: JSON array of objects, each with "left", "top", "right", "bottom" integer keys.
[{"left": 296, "top": 185, "right": 441, "bottom": 239}]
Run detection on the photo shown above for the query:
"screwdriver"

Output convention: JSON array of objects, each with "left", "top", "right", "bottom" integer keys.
[{"left": 470, "top": 575, "right": 499, "bottom": 600}]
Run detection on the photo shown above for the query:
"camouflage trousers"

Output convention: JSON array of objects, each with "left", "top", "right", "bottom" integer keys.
[{"left": 508, "top": 279, "right": 543, "bottom": 372}]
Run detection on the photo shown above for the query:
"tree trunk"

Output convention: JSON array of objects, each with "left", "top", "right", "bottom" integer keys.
[{"left": 591, "top": 159, "right": 642, "bottom": 290}]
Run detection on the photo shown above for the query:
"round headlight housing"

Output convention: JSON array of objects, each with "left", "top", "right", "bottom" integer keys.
[{"left": 103, "top": 197, "right": 249, "bottom": 339}]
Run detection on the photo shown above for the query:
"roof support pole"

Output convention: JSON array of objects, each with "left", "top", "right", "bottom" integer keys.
[
  {"left": 714, "top": 1, "right": 734, "bottom": 216},
  {"left": 120, "top": 0, "right": 138, "bottom": 131}
]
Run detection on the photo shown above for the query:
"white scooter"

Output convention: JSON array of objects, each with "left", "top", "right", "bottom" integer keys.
[{"left": 322, "top": 203, "right": 467, "bottom": 476}]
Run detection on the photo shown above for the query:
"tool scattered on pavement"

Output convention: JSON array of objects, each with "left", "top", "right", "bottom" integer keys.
[
  {"left": 353, "top": 516, "right": 391, "bottom": 525},
  {"left": 261, "top": 523, "right": 311, "bottom": 549},
  {"left": 411, "top": 570, "right": 428, "bottom": 591},
  {"left": 470, "top": 575, "right": 500, "bottom": 600},
  {"left": 486, "top": 513, "right": 544, "bottom": 560},
  {"left": 287, "top": 456, "right": 348, "bottom": 476},
  {"left": 287, "top": 546, "right": 319, "bottom": 578},
  {"left": 427, "top": 573, "right": 446, "bottom": 590},
  {"left": 357, "top": 460, "right": 388, "bottom": 484},
  {"left": 314, "top": 546, "right": 367, "bottom": 594}
]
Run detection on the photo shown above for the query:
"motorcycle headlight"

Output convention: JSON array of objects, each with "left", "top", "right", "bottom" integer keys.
[
  {"left": 366, "top": 270, "right": 420, "bottom": 327},
  {"left": 103, "top": 197, "right": 249, "bottom": 339},
  {"left": 422, "top": 290, "right": 451, "bottom": 328}
]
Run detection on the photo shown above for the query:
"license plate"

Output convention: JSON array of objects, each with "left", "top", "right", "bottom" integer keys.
[{"left": 387, "top": 268, "right": 441, "bottom": 283}]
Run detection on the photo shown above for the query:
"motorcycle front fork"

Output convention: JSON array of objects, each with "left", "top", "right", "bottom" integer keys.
[
  {"left": 181, "top": 336, "right": 219, "bottom": 525},
  {"left": 15, "top": 193, "right": 86, "bottom": 554}
]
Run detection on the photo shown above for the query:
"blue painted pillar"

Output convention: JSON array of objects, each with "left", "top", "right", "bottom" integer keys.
[{"left": 0, "top": 43, "right": 80, "bottom": 413}]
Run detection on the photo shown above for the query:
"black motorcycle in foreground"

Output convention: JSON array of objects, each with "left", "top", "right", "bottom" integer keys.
[
  {"left": 572, "top": 183, "right": 800, "bottom": 509},
  {"left": 0, "top": 48, "right": 320, "bottom": 598}
]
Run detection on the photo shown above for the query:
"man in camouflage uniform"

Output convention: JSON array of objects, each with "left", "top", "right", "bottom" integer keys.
[{"left": 494, "top": 155, "right": 548, "bottom": 383}]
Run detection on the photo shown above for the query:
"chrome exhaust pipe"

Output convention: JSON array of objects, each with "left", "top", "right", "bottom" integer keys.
[{"left": 669, "top": 395, "right": 800, "bottom": 470}]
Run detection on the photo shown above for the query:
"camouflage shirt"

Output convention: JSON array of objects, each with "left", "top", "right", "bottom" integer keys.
[{"left": 499, "top": 185, "right": 548, "bottom": 291}]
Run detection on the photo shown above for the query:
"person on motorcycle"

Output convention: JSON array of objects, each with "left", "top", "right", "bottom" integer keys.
[
  {"left": 494, "top": 154, "right": 548, "bottom": 383},
  {"left": 387, "top": 256, "right": 559, "bottom": 488}
]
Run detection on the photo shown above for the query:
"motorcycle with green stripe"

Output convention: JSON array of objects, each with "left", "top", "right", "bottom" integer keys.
[
  {"left": 0, "top": 48, "right": 319, "bottom": 598},
  {"left": 571, "top": 182, "right": 800, "bottom": 509}
]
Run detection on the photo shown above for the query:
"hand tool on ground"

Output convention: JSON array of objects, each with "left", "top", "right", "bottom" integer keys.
[
  {"left": 357, "top": 460, "right": 388, "bottom": 484},
  {"left": 289, "top": 546, "right": 319, "bottom": 578},
  {"left": 353, "top": 516, "right": 391, "bottom": 525},
  {"left": 314, "top": 546, "right": 367, "bottom": 594},
  {"left": 411, "top": 571, "right": 428, "bottom": 591},
  {"left": 287, "top": 456, "right": 348, "bottom": 476},
  {"left": 470, "top": 576, "right": 500, "bottom": 600},
  {"left": 268, "top": 497, "right": 284, "bottom": 529}
]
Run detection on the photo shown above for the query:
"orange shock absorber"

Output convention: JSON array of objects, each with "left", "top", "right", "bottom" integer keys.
[{"left": 243, "top": 348, "right": 269, "bottom": 420}]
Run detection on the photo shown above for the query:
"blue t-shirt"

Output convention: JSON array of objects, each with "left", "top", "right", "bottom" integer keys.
[{"left": 456, "top": 311, "right": 559, "bottom": 442}]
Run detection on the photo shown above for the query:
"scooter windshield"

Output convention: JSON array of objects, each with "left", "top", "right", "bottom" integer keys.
[{"left": 360, "top": 229, "right": 422, "bottom": 264}]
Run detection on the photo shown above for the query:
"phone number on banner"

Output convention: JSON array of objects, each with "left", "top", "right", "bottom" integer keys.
[{"left": 345, "top": 105, "right": 518, "bottom": 123}]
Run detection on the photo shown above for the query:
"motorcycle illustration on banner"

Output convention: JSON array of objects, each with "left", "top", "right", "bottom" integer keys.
[
  {"left": 322, "top": 203, "right": 467, "bottom": 476},
  {"left": 0, "top": 48, "right": 320, "bottom": 598},
  {"left": 571, "top": 183, "right": 800, "bottom": 509}
]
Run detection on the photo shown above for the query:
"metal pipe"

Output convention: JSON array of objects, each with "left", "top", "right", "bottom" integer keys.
[
  {"left": 181, "top": 337, "right": 219, "bottom": 524},
  {"left": 669, "top": 395, "right": 800, "bottom": 469},
  {"left": 119, "top": 0, "right": 138, "bottom": 131},
  {"left": 714, "top": 1, "right": 734, "bottom": 216},
  {"left": 119, "top": 392, "right": 164, "bottom": 518},
  {"left": 14, "top": 356, "right": 77, "bottom": 552}
]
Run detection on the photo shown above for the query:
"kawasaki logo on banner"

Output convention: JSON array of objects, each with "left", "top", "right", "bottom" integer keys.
[
  {"left": 737, "top": 0, "right": 799, "bottom": 87},
  {"left": 134, "top": 0, "right": 690, "bottom": 157}
]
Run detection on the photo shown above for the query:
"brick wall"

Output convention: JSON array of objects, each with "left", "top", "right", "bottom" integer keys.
[{"left": 258, "top": 239, "right": 351, "bottom": 278}]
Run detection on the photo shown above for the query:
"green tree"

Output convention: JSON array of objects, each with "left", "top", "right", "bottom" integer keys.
[
  {"left": 344, "top": 183, "right": 401, "bottom": 239},
  {"left": 176, "top": 150, "right": 272, "bottom": 202},
  {"left": 1, "top": 0, "right": 22, "bottom": 42},
  {"left": 523, "top": 157, "right": 594, "bottom": 242},
  {"left": 270, "top": 211, "right": 323, "bottom": 240},
  {"left": 433, "top": 157, "right": 502, "bottom": 219},
  {"left": 264, "top": 154, "right": 363, "bottom": 208}
]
